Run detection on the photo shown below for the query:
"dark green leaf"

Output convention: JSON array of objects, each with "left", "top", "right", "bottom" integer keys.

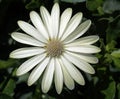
[
  {"left": 0, "top": 59, "right": 17, "bottom": 69},
  {"left": 106, "top": 16, "right": 120, "bottom": 43},
  {"left": 117, "top": 83, "right": 120, "bottom": 99},
  {"left": 61, "top": 0, "right": 86, "bottom": 3},
  {"left": 41, "top": 94, "right": 56, "bottom": 99},
  {"left": 112, "top": 57, "right": 120, "bottom": 68},
  {"left": 25, "top": 0, "right": 41, "bottom": 10},
  {"left": 101, "top": 79, "right": 116, "bottom": 99},
  {"left": 17, "top": 73, "right": 29, "bottom": 84},
  {"left": 103, "top": 0, "right": 120, "bottom": 14},
  {"left": 86, "top": 0, "right": 103, "bottom": 11},
  {"left": 18, "top": 92, "right": 32, "bottom": 99},
  {"left": 105, "top": 40, "right": 116, "bottom": 52},
  {"left": 0, "top": 93, "right": 13, "bottom": 99},
  {"left": 2, "top": 79, "right": 16, "bottom": 96}
]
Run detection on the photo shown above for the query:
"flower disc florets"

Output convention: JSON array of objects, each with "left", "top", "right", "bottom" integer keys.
[{"left": 46, "top": 39, "right": 64, "bottom": 57}]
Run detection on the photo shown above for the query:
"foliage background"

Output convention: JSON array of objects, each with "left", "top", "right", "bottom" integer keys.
[{"left": 0, "top": 0, "right": 120, "bottom": 99}]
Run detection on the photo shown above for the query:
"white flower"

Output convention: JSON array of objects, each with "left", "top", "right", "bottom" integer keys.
[{"left": 10, "top": 3, "right": 101, "bottom": 94}]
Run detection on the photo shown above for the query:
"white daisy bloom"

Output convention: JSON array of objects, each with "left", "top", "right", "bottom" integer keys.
[{"left": 10, "top": 3, "right": 101, "bottom": 94}]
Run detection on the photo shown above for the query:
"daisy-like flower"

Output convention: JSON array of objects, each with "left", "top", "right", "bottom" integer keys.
[{"left": 10, "top": 3, "right": 101, "bottom": 94}]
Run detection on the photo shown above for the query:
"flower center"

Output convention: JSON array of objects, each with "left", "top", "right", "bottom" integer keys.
[{"left": 46, "top": 39, "right": 64, "bottom": 57}]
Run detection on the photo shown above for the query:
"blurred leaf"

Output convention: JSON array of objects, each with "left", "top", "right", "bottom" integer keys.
[
  {"left": 111, "top": 49, "right": 120, "bottom": 58},
  {"left": 117, "top": 83, "right": 120, "bottom": 99},
  {"left": 105, "top": 40, "right": 116, "bottom": 52},
  {"left": 112, "top": 57, "right": 120, "bottom": 68},
  {"left": 25, "top": 0, "right": 41, "bottom": 10},
  {"left": 103, "top": 0, "right": 120, "bottom": 14},
  {"left": 101, "top": 79, "right": 116, "bottom": 99},
  {"left": 0, "top": 59, "right": 17, "bottom": 69},
  {"left": 19, "top": 92, "right": 32, "bottom": 99},
  {"left": 2, "top": 79, "right": 16, "bottom": 96},
  {"left": 41, "top": 94, "right": 56, "bottom": 99},
  {"left": 61, "top": 0, "right": 86, "bottom": 3},
  {"left": 17, "top": 73, "right": 29, "bottom": 84},
  {"left": 86, "top": 0, "right": 103, "bottom": 11},
  {"left": 106, "top": 15, "right": 120, "bottom": 43},
  {"left": 97, "top": 6, "right": 104, "bottom": 15},
  {"left": 93, "top": 76, "right": 99, "bottom": 85},
  {"left": 0, "top": 93, "right": 13, "bottom": 99}
]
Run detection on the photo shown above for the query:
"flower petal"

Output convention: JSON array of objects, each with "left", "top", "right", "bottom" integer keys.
[
  {"left": 54, "top": 58, "right": 63, "bottom": 94},
  {"left": 64, "top": 52, "right": 95, "bottom": 74},
  {"left": 51, "top": 3, "right": 60, "bottom": 38},
  {"left": 10, "top": 47, "right": 45, "bottom": 58},
  {"left": 30, "top": 11, "right": 49, "bottom": 39},
  {"left": 66, "top": 51, "right": 98, "bottom": 64},
  {"left": 17, "top": 21, "right": 46, "bottom": 43},
  {"left": 42, "top": 58, "right": 55, "bottom": 93},
  {"left": 66, "top": 35, "right": 99, "bottom": 46},
  {"left": 58, "top": 8, "right": 72, "bottom": 39},
  {"left": 65, "top": 45, "right": 101, "bottom": 54},
  {"left": 40, "top": 6, "right": 52, "bottom": 38},
  {"left": 61, "top": 12, "right": 82, "bottom": 41},
  {"left": 64, "top": 20, "right": 91, "bottom": 43},
  {"left": 59, "top": 59, "right": 75, "bottom": 90},
  {"left": 28, "top": 57, "right": 50, "bottom": 86},
  {"left": 16, "top": 53, "right": 46, "bottom": 76},
  {"left": 11, "top": 32, "right": 44, "bottom": 46},
  {"left": 60, "top": 56, "right": 85, "bottom": 85}
]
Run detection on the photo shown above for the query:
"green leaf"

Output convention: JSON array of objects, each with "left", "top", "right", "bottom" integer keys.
[
  {"left": 61, "top": 0, "right": 86, "bottom": 3},
  {"left": 112, "top": 57, "right": 120, "bottom": 68},
  {"left": 97, "top": 6, "right": 104, "bottom": 15},
  {"left": 101, "top": 79, "right": 116, "bottom": 99},
  {"left": 103, "top": 0, "right": 120, "bottom": 14},
  {"left": 105, "top": 40, "right": 116, "bottom": 52},
  {"left": 0, "top": 59, "right": 17, "bottom": 69},
  {"left": 18, "top": 92, "right": 32, "bottom": 99},
  {"left": 117, "top": 83, "right": 120, "bottom": 99},
  {"left": 86, "top": 0, "right": 103, "bottom": 11},
  {"left": 106, "top": 15, "right": 120, "bottom": 43},
  {"left": 25, "top": 0, "right": 41, "bottom": 10},
  {"left": 93, "top": 76, "right": 99, "bottom": 85},
  {"left": 0, "top": 93, "right": 13, "bottom": 99},
  {"left": 111, "top": 49, "right": 120, "bottom": 58},
  {"left": 2, "top": 79, "right": 16, "bottom": 96},
  {"left": 17, "top": 73, "right": 29, "bottom": 84},
  {"left": 42, "top": 94, "right": 56, "bottom": 99}
]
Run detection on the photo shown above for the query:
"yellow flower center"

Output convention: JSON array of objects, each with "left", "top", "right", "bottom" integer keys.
[{"left": 46, "top": 39, "right": 64, "bottom": 57}]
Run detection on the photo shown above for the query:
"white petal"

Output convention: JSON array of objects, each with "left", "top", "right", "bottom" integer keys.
[
  {"left": 61, "top": 12, "right": 83, "bottom": 41},
  {"left": 54, "top": 58, "right": 63, "bottom": 94},
  {"left": 42, "top": 58, "right": 55, "bottom": 93},
  {"left": 51, "top": 3, "right": 60, "bottom": 38},
  {"left": 65, "top": 45, "right": 101, "bottom": 54},
  {"left": 17, "top": 21, "right": 46, "bottom": 43},
  {"left": 64, "top": 20, "right": 91, "bottom": 43},
  {"left": 28, "top": 57, "right": 50, "bottom": 86},
  {"left": 30, "top": 11, "right": 49, "bottom": 39},
  {"left": 10, "top": 47, "right": 45, "bottom": 58},
  {"left": 40, "top": 6, "right": 52, "bottom": 38},
  {"left": 59, "top": 59, "right": 75, "bottom": 90},
  {"left": 66, "top": 35, "right": 99, "bottom": 46},
  {"left": 66, "top": 51, "right": 98, "bottom": 64},
  {"left": 58, "top": 8, "right": 72, "bottom": 39},
  {"left": 16, "top": 54, "right": 46, "bottom": 76},
  {"left": 11, "top": 32, "right": 44, "bottom": 46},
  {"left": 60, "top": 56, "right": 85, "bottom": 85},
  {"left": 64, "top": 52, "right": 95, "bottom": 74}
]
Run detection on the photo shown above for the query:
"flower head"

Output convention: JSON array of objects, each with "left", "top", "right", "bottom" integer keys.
[{"left": 10, "top": 3, "right": 101, "bottom": 94}]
